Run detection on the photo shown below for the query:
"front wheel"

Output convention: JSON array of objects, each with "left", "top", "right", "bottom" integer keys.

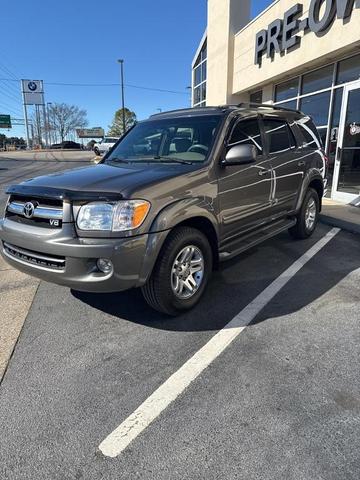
[
  {"left": 289, "top": 188, "right": 320, "bottom": 239},
  {"left": 141, "top": 227, "right": 213, "bottom": 315}
]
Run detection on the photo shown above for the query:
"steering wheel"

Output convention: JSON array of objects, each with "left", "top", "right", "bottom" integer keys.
[{"left": 187, "top": 144, "right": 209, "bottom": 155}]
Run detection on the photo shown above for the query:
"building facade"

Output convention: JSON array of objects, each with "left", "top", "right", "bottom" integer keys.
[{"left": 192, "top": 0, "right": 360, "bottom": 203}]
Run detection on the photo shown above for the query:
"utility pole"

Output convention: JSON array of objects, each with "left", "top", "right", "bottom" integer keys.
[{"left": 117, "top": 59, "right": 126, "bottom": 134}]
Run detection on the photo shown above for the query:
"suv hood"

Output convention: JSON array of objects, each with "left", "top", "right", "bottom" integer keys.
[{"left": 7, "top": 163, "right": 193, "bottom": 201}]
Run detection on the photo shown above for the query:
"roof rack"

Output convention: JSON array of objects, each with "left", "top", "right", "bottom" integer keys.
[
  {"left": 150, "top": 105, "right": 225, "bottom": 118},
  {"left": 237, "top": 102, "right": 302, "bottom": 114}
]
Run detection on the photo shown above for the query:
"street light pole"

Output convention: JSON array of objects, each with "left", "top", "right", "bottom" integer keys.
[{"left": 117, "top": 59, "right": 126, "bottom": 134}]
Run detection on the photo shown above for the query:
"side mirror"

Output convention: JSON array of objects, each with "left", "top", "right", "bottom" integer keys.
[{"left": 222, "top": 144, "right": 257, "bottom": 166}]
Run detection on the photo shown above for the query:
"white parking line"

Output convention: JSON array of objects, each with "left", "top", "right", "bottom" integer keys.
[{"left": 99, "top": 227, "right": 340, "bottom": 458}]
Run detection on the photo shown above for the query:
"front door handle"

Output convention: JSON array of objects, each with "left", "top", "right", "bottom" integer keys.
[
  {"left": 258, "top": 169, "right": 271, "bottom": 176},
  {"left": 298, "top": 161, "right": 305, "bottom": 166}
]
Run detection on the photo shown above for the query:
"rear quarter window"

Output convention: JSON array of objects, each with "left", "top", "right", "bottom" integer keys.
[{"left": 295, "top": 116, "right": 323, "bottom": 149}]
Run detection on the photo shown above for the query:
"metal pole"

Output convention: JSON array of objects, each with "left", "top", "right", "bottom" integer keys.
[
  {"left": 47, "top": 103, "right": 52, "bottom": 145},
  {"left": 21, "top": 81, "right": 31, "bottom": 149},
  {"left": 30, "top": 122, "right": 34, "bottom": 145},
  {"left": 118, "top": 59, "right": 126, "bottom": 133},
  {"left": 42, "top": 104, "right": 49, "bottom": 148}
]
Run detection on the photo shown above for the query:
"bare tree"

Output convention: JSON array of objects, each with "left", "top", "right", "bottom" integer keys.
[{"left": 48, "top": 103, "right": 88, "bottom": 143}]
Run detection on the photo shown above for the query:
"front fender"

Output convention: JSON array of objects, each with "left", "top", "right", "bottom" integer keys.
[
  {"left": 149, "top": 197, "right": 219, "bottom": 235},
  {"left": 137, "top": 197, "right": 219, "bottom": 286}
]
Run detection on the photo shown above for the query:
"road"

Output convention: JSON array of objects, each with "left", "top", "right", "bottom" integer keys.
[{"left": 0, "top": 154, "right": 359, "bottom": 479}]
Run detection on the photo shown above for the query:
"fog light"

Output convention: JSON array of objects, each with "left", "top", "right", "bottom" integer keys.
[{"left": 97, "top": 258, "right": 113, "bottom": 274}]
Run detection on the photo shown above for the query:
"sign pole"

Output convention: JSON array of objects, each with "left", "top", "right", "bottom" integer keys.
[
  {"left": 21, "top": 82, "right": 31, "bottom": 149},
  {"left": 42, "top": 104, "right": 49, "bottom": 148}
]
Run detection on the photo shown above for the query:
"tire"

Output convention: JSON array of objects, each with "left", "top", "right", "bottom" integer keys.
[
  {"left": 94, "top": 147, "right": 100, "bottom": 156},
  {"left": 289, "top": 188, "right": 320, "bottom": 240},
  {"left": 141, "top": 226, "right": 213, "bottom": 315}
]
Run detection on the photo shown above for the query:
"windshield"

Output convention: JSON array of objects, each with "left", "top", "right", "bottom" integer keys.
[{"left": 105, "top": 115, "right": 222, "bottom": 165}]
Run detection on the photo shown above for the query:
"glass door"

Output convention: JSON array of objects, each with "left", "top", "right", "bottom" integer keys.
[{"left": 332, "top": 81, "right": 360, "bottom": 203}]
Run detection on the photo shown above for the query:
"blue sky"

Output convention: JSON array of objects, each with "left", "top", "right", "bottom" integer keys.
[{"left": 1, "top": 0, "right": 273, "bottom": 138}]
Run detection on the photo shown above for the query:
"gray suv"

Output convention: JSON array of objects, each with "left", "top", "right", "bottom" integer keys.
[{"left": 0, "top": 104, "right": 327, "bottom": 315}]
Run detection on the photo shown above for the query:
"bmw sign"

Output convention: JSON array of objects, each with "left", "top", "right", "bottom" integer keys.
[
  {"left": 21, "top": 79, "right": 44, "bottom": 105},
  {"left": 27, "top": 81, "right": 37, "bottom": 91}
]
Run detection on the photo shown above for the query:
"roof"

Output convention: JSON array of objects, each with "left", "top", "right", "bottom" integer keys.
[{"left": 149, "top": 104, "right": 303, "bottom": 120}]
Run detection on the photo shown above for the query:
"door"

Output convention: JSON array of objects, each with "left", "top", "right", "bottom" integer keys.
[
  {"left": 218, "top": 116, "right": 273, "bottom": 242},
  {"left": 262, "top": 117, "right": 305, "bottom": 214},
  {"left": 332, "top": 81, "right": 360, "bottom": 203}
]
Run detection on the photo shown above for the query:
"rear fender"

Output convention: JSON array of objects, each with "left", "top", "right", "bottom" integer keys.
[{"left": 295, "top": 169, "right": 324, "bottom": 212}]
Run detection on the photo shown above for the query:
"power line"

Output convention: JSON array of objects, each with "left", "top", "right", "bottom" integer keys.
[
  {"left": 0, "top": 82, "right": 21, "bottom": 103},
  {"left": 0, "top": 100, "right": 23, "bottom": 116},
  {"left": 0, "top": 80, "right": 21, "bottom": 98},
  {"left": 0, "top": 63, "right": 19, "bottom": 81},
  {"left": 0, "top": 78, "right": 189, "bottom": 95}
]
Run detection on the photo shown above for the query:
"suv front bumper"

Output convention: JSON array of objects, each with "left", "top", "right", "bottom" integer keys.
[{"left": 0, "top": 219, "right": 168, "bottom": 292}]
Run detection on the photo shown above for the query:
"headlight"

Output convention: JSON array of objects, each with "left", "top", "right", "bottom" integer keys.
[{"left": 76, "top": 200, "right": 150, "bottom": 231}]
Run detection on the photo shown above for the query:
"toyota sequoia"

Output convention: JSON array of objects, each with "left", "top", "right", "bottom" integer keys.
[{"left": 0, "top": 104, "right": 327, "bottom": 315}]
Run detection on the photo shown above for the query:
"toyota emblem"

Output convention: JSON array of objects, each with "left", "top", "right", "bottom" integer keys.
[{"left": 23, "top": 202, "right": 35, "bottom": 219}]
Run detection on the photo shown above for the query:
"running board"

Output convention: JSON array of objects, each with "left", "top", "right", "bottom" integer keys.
[{"left": 219, "top": 218, "right": 297, "bottom": 261}]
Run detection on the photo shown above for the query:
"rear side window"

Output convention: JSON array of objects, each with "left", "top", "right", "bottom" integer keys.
[
  {"left": 263, "top": 119, "right": 296, "bottom": 154},
  {"left": 228, "top": 118, "right": 263, "bottom": 154},
  {"left": 296, "top": 116, "right": 323, "bottom": 149}
]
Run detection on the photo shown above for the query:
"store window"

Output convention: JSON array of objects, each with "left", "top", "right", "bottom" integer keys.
[
  {"left": 337, "top": 54, "right": 360, "bottom": 85},
  {"left": 193, "top": 40, "right": 207, "bottom": 108},
  {"left": 249, "top": 90, "right": 263, "bottom": 104},
  {"left": 299, "top": 91, "right": 331, "bottom": 127},
  {"left": 302, "top": 65, "right": 334, "bottom": 95},
  {"left": 272, "top": 53, "right": 360, "bottom": 197},
  {"left": 275, "top": 78, "right": 299, "bottom": 102},
  {"left": 276, "top": 100, "right": 298, "bottom": 110}
]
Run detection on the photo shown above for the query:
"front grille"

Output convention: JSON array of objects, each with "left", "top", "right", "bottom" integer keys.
[
  {"left": 5, "top": 195, "right": 63, "bottom": 229},
  {"left": 3, "top": 242, "right": 65, "bottom": 271}
]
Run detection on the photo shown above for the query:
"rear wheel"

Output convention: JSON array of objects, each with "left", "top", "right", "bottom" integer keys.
[
  {"left": 141, "top": 226, "right": 213, "bottom": 315},
  {"left": 289, "top": 188, "right": 319, "bottom": 239}
]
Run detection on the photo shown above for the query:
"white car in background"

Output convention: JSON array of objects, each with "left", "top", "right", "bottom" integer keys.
[{"left": 93, "top": 137, "right": 119, "bottom": 156}]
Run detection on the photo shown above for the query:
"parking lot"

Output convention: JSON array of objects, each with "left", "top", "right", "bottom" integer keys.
[{"left": 0, "top": 153, "right": 360, "bottom": 479}]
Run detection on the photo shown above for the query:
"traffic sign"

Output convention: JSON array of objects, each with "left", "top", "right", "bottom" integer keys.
[{"left": 0, "top": 115, "right": 11, "bottom": 129}]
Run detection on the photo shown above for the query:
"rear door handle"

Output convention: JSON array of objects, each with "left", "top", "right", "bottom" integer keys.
[
  {"left": 298, "top": 161, "right": 305, "bottom": 166},
  {"left": 258, "top": 169, "right": 271, "bottom": 176}
]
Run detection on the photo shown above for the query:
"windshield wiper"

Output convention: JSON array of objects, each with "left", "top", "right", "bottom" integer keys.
[
  {"left": 153, "top": 155, "right": 193, "bottom": 165},
  {"left": 106, "top": 157, "right": 131, "bottom": 164}
]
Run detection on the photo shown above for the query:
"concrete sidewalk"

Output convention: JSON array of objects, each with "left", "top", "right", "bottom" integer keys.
[{"left": 320, "top": 198, "right": 360, "bottom": 234}]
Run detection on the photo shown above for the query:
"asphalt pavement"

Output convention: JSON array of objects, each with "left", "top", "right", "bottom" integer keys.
[{"left": 0, "top": 155, "right": 359, "bottom": 479}]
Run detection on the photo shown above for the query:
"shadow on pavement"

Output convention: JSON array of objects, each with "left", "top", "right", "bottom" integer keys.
[{"left": 72, "top": 231, "right": 360, "bottom": 333}]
